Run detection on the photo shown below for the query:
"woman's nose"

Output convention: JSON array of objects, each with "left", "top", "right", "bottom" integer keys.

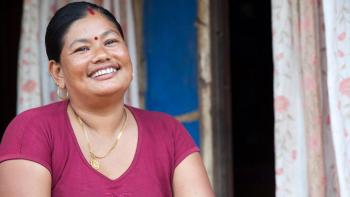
[{"left": 91, "top": 46, "right": 111, "bottom": 63}]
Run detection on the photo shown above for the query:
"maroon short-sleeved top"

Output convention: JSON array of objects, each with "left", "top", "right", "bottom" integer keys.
[{"left": 0, "top": 101, "right": 199, "bottom": 196}]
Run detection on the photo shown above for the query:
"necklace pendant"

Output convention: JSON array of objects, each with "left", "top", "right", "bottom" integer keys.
[{"left": 90, "top": 158, "right": 100, "bottom": 170}]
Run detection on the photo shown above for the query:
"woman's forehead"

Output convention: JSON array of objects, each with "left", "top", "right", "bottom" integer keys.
[{"left": 64, "top": 13, "right": 119, "bottom": 39}]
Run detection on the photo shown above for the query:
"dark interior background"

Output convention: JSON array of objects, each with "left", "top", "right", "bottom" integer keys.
[
  {"left": 0, "top": 0, "right": 23, "bottom": 138},
  {"left": 231, "top": 0, "right": 275, "bottom": 196}
]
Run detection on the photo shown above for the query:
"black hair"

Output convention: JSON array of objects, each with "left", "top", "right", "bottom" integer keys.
[{"left": 45, "top": 1, "right": 124, "bottom": 62}]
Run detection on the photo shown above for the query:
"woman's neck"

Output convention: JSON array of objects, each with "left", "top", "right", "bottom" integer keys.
[{"left": 68, "top": 96, "right": 126, "bottom": 137}]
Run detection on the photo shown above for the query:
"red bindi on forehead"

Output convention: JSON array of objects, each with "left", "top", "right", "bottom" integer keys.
[
  {"left": 94, "top": 36, "right": 98, "bottom": 40},
  {"left": 87, "top": 7, "right": 95, "bottom": 15}
]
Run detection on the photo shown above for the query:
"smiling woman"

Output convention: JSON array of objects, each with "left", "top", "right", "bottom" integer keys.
[
  {"left": 0, "top": 2, "right": 214, "bottom": 196},
  {"left": 50, "top": 13, "right": 132, "bottom": 99}
]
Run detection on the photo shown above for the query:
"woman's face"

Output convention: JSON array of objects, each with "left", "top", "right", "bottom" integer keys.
[{"left": 58, "top": 12, "right": 132, "bottom": 100}]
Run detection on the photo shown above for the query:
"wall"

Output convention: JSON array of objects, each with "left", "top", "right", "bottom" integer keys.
[{"left": 143, "top": 0, "right": 200, "bottom": 145}]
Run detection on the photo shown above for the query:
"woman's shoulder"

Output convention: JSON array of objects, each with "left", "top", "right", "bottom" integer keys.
[
  {"left": 126, "top": 105, "right": 178, "bottom": 124},
  {"left": 126, "top": 105, "right": 186, "bottom": 140},
  {"left": 16, "top": 101, "right": 67, "bottom": 121},
  {"left": 1, "top": 101, "right": 69, "bottom": 157},
  {"left": 8, "top": 101, "right": 67, "bottom": 130},
  {"left": 0, "top": 102, "right": 67, "bottom": 174}
]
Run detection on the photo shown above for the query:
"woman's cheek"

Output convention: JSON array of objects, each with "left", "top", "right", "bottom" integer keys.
[{"left": 72, "top": 54, "right": 92, "bottom": 65}]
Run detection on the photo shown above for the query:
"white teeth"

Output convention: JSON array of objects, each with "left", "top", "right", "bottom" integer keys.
[{"left": 92, "top": 67, "right": 117, "bottom": 78}]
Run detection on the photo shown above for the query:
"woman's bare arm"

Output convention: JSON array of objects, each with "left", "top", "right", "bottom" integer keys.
[
  {"left": 0, "top": 160, "right": 51, "bottom": 197},
  {"left": 173, "top": 152, "right": 215, "bottom": 197}
]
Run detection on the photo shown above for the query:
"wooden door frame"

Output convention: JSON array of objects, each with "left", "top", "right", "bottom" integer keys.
[
  {"left": 210, "top": 0, "right": 233, "bottom": 196},
  {"left": 197, "top": 0, "right": 232, "bottom": 196}
]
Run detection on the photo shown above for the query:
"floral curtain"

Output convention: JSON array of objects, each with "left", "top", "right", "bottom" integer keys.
[
  {"left": 273, "top": 0, "right": 350, "bottom": 196},
  {"left": 17, "top": 0, "right": 140, "bottom": 113}
]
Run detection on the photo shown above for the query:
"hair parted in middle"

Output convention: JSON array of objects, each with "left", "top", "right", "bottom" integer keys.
[{"left": 45, "top": 1, "right": 124, "bottom": 62}]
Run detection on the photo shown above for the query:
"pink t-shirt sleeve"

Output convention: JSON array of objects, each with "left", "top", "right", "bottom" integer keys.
[
  {"left": 172, "top": 119, "right": 200, "bottom": 168},
  {"left": 0, "top": 111, "right": 52, "bottom": 173}
]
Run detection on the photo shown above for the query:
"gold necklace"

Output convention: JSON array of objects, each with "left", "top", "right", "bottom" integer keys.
[{"left": 72, "top": 106, "right": 128, "bottom": 170}]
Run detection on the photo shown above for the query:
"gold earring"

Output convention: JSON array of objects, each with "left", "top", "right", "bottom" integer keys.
[{"left": 57, "top": 87, "right": 69, "bottom": 100}]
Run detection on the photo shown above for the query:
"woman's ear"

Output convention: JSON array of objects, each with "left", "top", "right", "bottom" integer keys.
[{"left": 48, "top": 60, "right": 65, "bottom": 88}]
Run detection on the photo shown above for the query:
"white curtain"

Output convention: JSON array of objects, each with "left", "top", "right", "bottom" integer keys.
[
  {"left": 323, "top": 1, "right": 350, "bottom": 196},
  {"left": 273, "top": 0, "right": 350, "bottom": 196},
  {"left": 17, "top": 0, "right": 140, "bottom": 113}
]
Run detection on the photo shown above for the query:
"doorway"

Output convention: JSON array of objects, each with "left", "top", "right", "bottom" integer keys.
[
  {"left": 0, "top": 0, "right": 23, "bottom": 139},
  {"left": 230, "top": 0, "right": 275, "bottom": 196}
]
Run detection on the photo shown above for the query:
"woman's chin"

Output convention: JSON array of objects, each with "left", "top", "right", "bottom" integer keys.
[
  {"left": 90, "top": 84, "right": 128, "bottom": 98},
  {"left": 92, "top": 88, "right": 124, "bottom": 97}
]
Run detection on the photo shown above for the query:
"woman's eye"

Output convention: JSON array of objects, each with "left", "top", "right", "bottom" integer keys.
[
  {"left": 74, "top": 46, "right": 89, "bottom": 53},
  {"left": 105, "top": 39, "right": 118, "bottom": 46}
]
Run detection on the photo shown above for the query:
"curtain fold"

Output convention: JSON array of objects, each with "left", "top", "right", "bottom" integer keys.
[
  {"left": 17, "top": 0, "right": 140, "bottom": 113},
  {"left": 273, "top": 0, "right": 350, "bottom": 196},
  {"left": 323, "top": 0, "right": 350, "bottom": 196}
]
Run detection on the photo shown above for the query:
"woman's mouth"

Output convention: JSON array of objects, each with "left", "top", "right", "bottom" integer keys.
[{"left": 90, "top": 66, "right": 121, "bottom": 79}]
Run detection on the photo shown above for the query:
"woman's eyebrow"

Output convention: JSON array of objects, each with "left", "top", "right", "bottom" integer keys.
[
  {"left": 101, "top": 30, "right": 120, "bottom": 38},
  {"left": 69, "top": 38, "right": 90, "bottom": 49}
]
